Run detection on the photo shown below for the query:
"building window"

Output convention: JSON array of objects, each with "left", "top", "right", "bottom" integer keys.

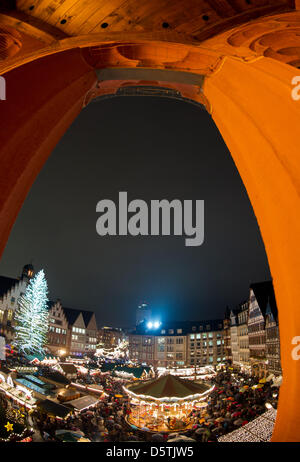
[
  {"left": 177, "top": 329, "right": 182, "bottom": 334},
  {"left": 7, "top": 310, "right": 13, "bottom": 321},
  {"left": 72, "top": 327, "right": 85, "bottom": 334},
  {"left": 158, "top": 338, "right": 165, "bottom": 352}
]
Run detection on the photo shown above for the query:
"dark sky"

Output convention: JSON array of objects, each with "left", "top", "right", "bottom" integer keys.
[{"left": 0, "top": 96, "right": 270, "bottom": 328}]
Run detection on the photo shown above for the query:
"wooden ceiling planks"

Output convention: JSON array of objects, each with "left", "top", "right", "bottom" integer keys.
[{"left": 12, "top": 0, "right": 293, "bottom": 39}]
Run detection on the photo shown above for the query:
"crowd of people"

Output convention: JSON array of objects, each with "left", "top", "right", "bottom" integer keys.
[
  {"left": 0, "top": 353, "right": 280, "bottom": 443},
  {"left": 26, "top": 366, "right": 279, "bottom": 442},
  {"left": 186, "top": 369, "right": 278, "bottom": 442},
  {"left": 30, "top": 374, "right": 136, "bottom": 442}
]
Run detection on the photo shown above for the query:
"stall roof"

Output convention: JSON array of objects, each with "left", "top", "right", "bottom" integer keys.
[
  {"left": 100, "top": 363, "right": 116, "bottom": 372},
  {"left": 40, "top": 369, "right": 70, "bottom": 386},
  {"left": 66, "top": 395, "right": 99, "bottom": 411},
  {"left": 114, "top": 365, "right": 150, "bottom": 378},
  {"left": 58, "top": 363, "right": 78, "bottom": 375},
  {"left": 26, "top": 353, "right": 45, "bottom": 362},
  {"left": 38, "top": 399, "right": 71, "bottom": 418}
]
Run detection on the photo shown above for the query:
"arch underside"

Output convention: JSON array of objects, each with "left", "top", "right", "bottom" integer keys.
[{"left": 0, "top": 1, "right": 300, "bottom": 442}]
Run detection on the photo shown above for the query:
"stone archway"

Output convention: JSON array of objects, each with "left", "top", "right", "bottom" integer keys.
[{"left": 0, "top": 4, "right": 300, "bottom": 441}]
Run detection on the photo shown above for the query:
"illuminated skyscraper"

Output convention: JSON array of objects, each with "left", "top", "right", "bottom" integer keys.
[{"left": 136, "top": 302, "right": 151, "bottom": 326}]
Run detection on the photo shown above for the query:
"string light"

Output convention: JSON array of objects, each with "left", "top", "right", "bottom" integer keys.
[
  {"left": 218, "top": 409, "right": 277, "bottom": 442},
  {"left": 14, "top": 270, "right": 49, "bottom": 355}
]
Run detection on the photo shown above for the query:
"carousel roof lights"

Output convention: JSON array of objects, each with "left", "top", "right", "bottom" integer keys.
[{"left": 123, "top": 374, "right": 214, "bottom": 403}]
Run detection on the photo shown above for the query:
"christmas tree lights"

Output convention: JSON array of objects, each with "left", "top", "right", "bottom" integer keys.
[{"left": 14, "top": 270, "right": 49, "bottom": 355}]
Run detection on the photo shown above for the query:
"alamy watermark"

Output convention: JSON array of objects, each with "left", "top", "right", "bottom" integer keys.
[
  {"left": 291, "top": 336, "right": 300, "bottom": 360},
  {"left": 291, "top": 76, "right": 300, "bottom": 100},
  {"left": 0, "top": 76, "right": 6, "bottom": 100},
  {"left": 96, "top": 192, "right": 204, "bottom": 247}
]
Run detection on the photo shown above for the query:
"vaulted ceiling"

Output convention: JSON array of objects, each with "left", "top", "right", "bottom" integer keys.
[
  {"left": 0, "top": 1, "right": 294, "bottom": 40},
  {"left": 0, "top": 0, "right": 298, "bottom": 76}
]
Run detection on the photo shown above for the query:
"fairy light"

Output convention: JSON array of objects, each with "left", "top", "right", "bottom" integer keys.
[
  {"left": 123, "top": 383, "right": 215, "bottom": 402},
  {"left": 218, "top": 409, "right": 277, "bottom": 442}
]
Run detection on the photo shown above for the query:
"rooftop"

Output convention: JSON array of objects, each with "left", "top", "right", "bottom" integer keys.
[{"left": 0, "top": 275, "right": 18, "bottom": 298}]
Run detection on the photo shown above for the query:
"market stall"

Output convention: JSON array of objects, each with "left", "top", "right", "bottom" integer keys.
[
  {"left": 37, "top": 399, "right": 72, "bottom": 420},
  {"left": 57, "top": 387, "right": 81, "bottom": 403},
  {"left": 157, "top": 365, "right": 216, "bottom": 381},
  {"left": 65, "top": 395, "right": 99, "bottom": 413}
]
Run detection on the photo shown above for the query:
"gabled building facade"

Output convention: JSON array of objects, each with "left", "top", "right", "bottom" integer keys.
[
  {"left": 230, "top": 309, "right": 239, "bottom": 367},
  {"left": 82, "top": 310, "right": 98, "bottom": 354},
  {"left": 65, "top": 309, "right": 86, "bottom": 356},
  {"left": 47, "top": 300, "right": 68, "bottom": 356},
  {"left": 237, "top": 301, "right": 250, "bottom": 372},
  {"left": 265, "top": 298, "right": 281, "bottom": 376},
  {"left": 0, "top": 264, "right": 34, "bottom": 343},
  {"left": 248, "top": 281, "right": 277, "bottom": 378},
  {"left": 46, "top": 303, "right": 98, "bottom": 356},
  {"left": 223, "top": 307, "right": 232, "bottom": 364}
]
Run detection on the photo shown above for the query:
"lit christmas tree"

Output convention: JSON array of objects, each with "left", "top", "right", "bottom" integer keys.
[{"left": 14, "top": 270, "right": 49, "bottom": 355}]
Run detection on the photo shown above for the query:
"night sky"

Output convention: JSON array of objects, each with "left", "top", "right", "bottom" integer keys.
[{"left": 0, "top": 96, "right": 271, "bottom": 328}]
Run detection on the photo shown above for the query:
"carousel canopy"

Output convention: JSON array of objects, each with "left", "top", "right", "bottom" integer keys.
[{"left": 126, "top": 374, "right": 211, "bottom": 400}]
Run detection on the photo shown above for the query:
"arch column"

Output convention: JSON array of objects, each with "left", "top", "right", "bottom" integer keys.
[
  {"left": 0, "top": 48, "right": 97, "bottom": 256},
  {"left": 203, "top": 56, "right": 300, "bottom": 442}
]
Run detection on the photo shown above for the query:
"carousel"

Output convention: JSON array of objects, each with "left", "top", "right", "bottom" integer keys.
[{"left": 123, "top": 374, "right": 214, "bottom": 433}]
